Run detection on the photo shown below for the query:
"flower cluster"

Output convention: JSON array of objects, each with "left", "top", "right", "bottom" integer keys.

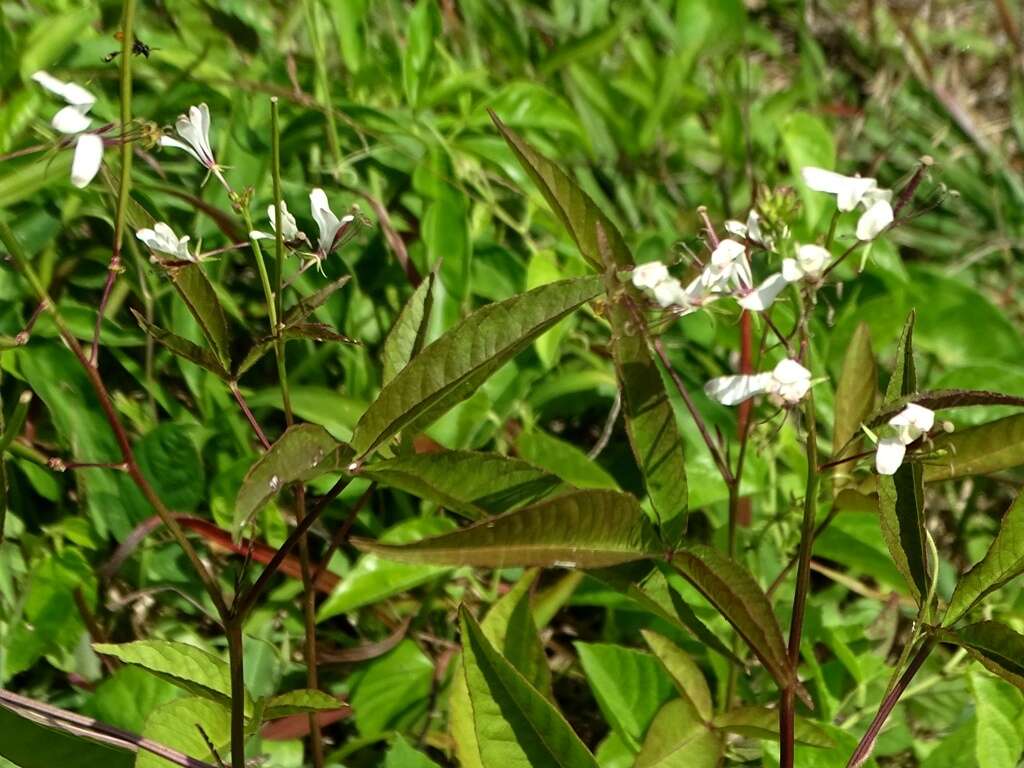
[
  {"left": 874, "top": 403, "right": 935, "bottom": 475},
  {"left": 159, "top": 103, "right": 229, "bottom": 191},
  {"left": 32, "top": 71, "right": 104, "bottom": 188},
  {"left": 802, "top": 167, "right": 894, "bottom": 241},
  {"left": 704, "top": 358, "right": 814, "bottom": 407}
]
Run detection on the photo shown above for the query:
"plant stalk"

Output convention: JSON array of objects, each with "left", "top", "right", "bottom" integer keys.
[{"left": 226, "top": 620, "right": 247, "bottom": 768}]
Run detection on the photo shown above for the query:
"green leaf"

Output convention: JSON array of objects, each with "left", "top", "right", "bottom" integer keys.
[
  {"left": 82, "top": 666, "right": 180, "bottom": 733},
  {"left": 633, "top": 699, "right": 722, "bottom": 768},
  {"left": 640, "top": 630, "right": 712, "bottom": 721},
  {"left": 317, "top": 517, "right": 456, "bottom": 621},
  {"left": 945, "top": 493, "right": 1024, "bottom": 625},
  {"left": 491, "top": 112, "right": 631, "bottom": 270},
  {"left": 233, "top": 425, "right": 353, "bottom": 534},
  {"left": 610, "top": 299, "right": 688, "bottom": 543},
  {"left": 884, "top": 311, "right": 917, "bottom": 403},
  {"left": 671, "top": 547, "right": 796, "bottom": 697},
  {"left": 382, "top": 272, "right": 435, "bottom": 385},
  {"left": 263, "top": 689, "right": 342, "bottom": 719},
  {"left": 352, "top": 488, "right": 662, "bottom": 568},
  {"left": 575, "top": 642, "right": 675, "bottom": 751},
  {"left": 515, "top": 428, "right": 618, "bottom": 490},
  {"left": 781, "top": 112, "right": 836, "bottom": 226},
  {"left": 832, "top": 321, "right": 876, "bottom": 490},
  {"left": 867, "top": 389, "right": 1024, "bottom": 428},
  {"left": 923, "top": 414, "right": 1024, "bottom": 483},
  {"left": 459, "top": 607, "right": 599, "bottom": 768},
  {"left": 878, "top": 461, "right": 928, "bottom": 601},
  {"left": 130, "top": 309, "right": 229, "bottom": 379},
  {"left": 385, "top": 735, "right": 442, "bottom": 768},
  {"left": 970, "top": 670, "right": 1024, "bottom": 768},
  {"left": 282, "top": 275, "right": 351, "bottom": 327},
  {"left": 0, "top": 701, "right": 133, "bottom": 768},
  {"left": 136, "top": 424, "right": 205, "bottom": 513},
  {"left": 136, "top": 697, "right": 230, "bottom": 768},
  {"left": 350, "top": 276, "right": 603, "bottom": 458},
  {"left": 91, "top": 640, "right": 248, "bottom": 712},
  {"left": 167, "top": 263, "right": 232, "bottom": 369},
  {"left": 451, "top": 571, "right": 551, "bottom": 767},
  {"left": 946, "top": 622, "right": 1024, "bottom": 690},
  {"left": 235, "top": 324, "right": 358, "bottom": 378},
  {"left": 712, "top": 706, "right": 835, "bottom": 748},
  {"left": 350, "top": 640, "right": 434, "bottom": 737},
  {"left": 362, "top": 450, "right": 562, "bottom": 520}
]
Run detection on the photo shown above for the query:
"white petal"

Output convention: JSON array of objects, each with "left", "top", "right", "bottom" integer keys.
[
  {"left": 781, "top": 257, "right": 803, "bottom": 283},
  {"left": 710, "top": 239, "right": 746, "bottom": 266},
  {"left": 875, "top": 438, "right": 907, "bottom": 475},
  {"left": 309, "top": 187, "right": 340, "bottom": 253},
  {"left": 737, "top": 272, "right": 789, "bottom": 311},
  {"left": 801, "top": 167, "right": 848, "bottom": 194},
  {"left": 856, "top": 199, "right": 893, "bottom": 240},
  {"left": 795, "top": 244, "right": 831, "bottom": 278},
  {"left": 631, "top": 261, "right": 670, "bottom": 290},
  {"left": 652, "top": 278, "right": 687, "bottom": 308},
  {"left": 250, "top": 230, "right": 274, "bottom": 240},
  {"left": 772, "top": 358, "right": 811, "bottom": 385},
  {"left": 195, "top": 103, "right": 212, "bottom": 159},
  {"left": 724, "top": 220, "right": 747, "bottom": 238},
  {"left": 51, "top": 105, "right": 92, "bottom": 134},
  {"left": 704, "top": 373, "right": 774, "bottom": 406},
  {"left": 32, "top": 71, "right": 95, "bottom": 108},
  {"left": 160, "top": 135, "right": 205, "bottom": 165},
  {"left": 70, "top": 133, "right": 103, "bottom": 188}
]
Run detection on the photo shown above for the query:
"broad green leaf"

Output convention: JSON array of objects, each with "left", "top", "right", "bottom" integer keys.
[
  {"left": 634, "top": 699, "right": 722, "bottom": 768},
  {"left": 82, "top": 666, "right": 180, "bottom": 733},
  {"left": 233, "top": 425, "right": 353, "bottom": 534},
  {"left": 362, "top": 450, "right": 562, "bottom": 520},
  {"left": 91, "top": 640, "right": 249, "bottom": 712},
  {"left": 0, "top": 702, "right": 133, "bottom": 768},
  {"left": 945, "top": 493, "right": 1024, "bottom": 625},
  {"left": 610, "top": 298, "right": 688, "bottom": 543},
  {"left": 884, "top": 311, "right": 917, "bottom": 403},
  {"left": 136, "top": 424, "right": 205, "bottom": 513},
  {"left": 712, "top": 706, "right": 835, "bottom": 748},
  {"left": 516, "top": 428, "right": 618, "bottom": 490},
  {"left": 878, "top": 461, "right": 928, "bottom": 601},
  {"left": 970, "top": 671, "right": 1024, "bottom": 768},
  {"left": 491, "top": 112, "right": 631, "bottom": 270},
  {"left": 382, "top": 272, "right": 435, "bottom": 385},
  {"left": 350, "top": 276, "right": 603, "bottom": 458},
  {"left": 263, "top": 689, "right": 342, "bottom": 719},
  {"left": 136, "top": 697, "right": 230, "bottom": 768},
  {"left": 317, "top": 517, "right": 456, "bottom": 621},
  {"left": 923, "top": 414, "right": 1024, "bottom": 483},
  {"left": 451, "top": 571, "right": 551, "bottom": 767},
  {"left": 167, "top": 263, "right": 232, "bottom": 369},
  {"left": 946, "top": 622, "right": 1024, "bottom": 690},
  {"left": 832, "top": 322, "right": 876, "bottom": 491},
  {"left": 575, "top": 642, "right": 675, "bottom": 751},
  {"left": 459, "top": 608, "right": 598, "bottom": 768},
  {"left": 352, "top": 489, "right": 662, "bottom": 568},
  {"left": 641, "top": 630, "right": 712, "bottom": 721},
  {"left": 130, "top": 310, "right": 229, "bottom": 379},
  {"left": 671, "top": 547, "right": 796, "bottom": 696},
  {"left": 350, "top": 640, "right": 434, "bottom": 737},
  {"left": 282, "top": 275, "right": 351, "bottom": 327},
  {"left": 867, "top": 389, "right": 1024, "bottom": 428},
  {"left": 384, "top": 735, "right": 442, "bottom": 768}
]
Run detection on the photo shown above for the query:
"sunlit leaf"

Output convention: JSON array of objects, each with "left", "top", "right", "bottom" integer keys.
[
  {"left": 641, "top": 630, "right": 713, "bottom": 721},
  {"left": 263, "top": 689, "right": 343, "bottom": 719},
  {"left": 712, "top": 706, "right": 834, "bottom": 748},
  {"left": 945, "top": 622, "right": 1024, "bottom": 690},
  {"left": 634, "top": 699, "right": 721, "bottom": 768},
  {"left": 382, "top": 271, "right": 435, "bottom": 385},
  {"left": 832, "top": 322, "right": 876, "bottom": 490},
  {"left": 136, "top": 697, "right": 230, "bottom": 768},
  {"left": 923, "top": 414, "right": 1024, "bottom": 483}
]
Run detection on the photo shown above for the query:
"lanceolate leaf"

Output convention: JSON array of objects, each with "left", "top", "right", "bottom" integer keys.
[
  {"left": 362, "top": 450, "right": 563, "bottom": 520},
  {"left": 349, "top": 276, "right": 603, "bottom": 458},
  {"left": 884, "top": 311, "right": 916, "bottom": 403},
  {"left": 92, "top": 640, "right": 249, "bottom": 712},
  {"left": 868, "top": 389, "right": 1024, "bottom": 428},
  {"left": 832, "top": 322, "right": 876, "bottom": 490},
  {"left": 234, "top": 425, "right": 353, "bottom": 534},
  {"left": 945, "top": 493, "right": 1024, "bottom": 625},
  {"left": 236, "top": 324, "right": 358, "bottom": 378},
  {"left": 712, "top": 706, "right": 834, "bottom": 748},
  {"left": 634, "top": 699, "right": 721, "bottom": 768},
  {"left": 167, "top": 263, "right": 232, "bottom": 369},
  {"left": 263, "top": 689, "right": 343, "bottom": 719},
  {"left": 611, "top": 298, "right": 688, "bottom": 543},
  {"left": 352, "top": 489, "right": 662, "bottom": 568},
  {"left": 459, "top": 608, "right": 599, "bottom": 768},
  {"left": 282, "top": 275, "right": 351, "bottom": 326},
  {"left": 382, "top": 271, "right": 435, "bottom": 385},
  {"left": 671, "top": 547, "right": 796, "bottom": 696},
  {"left": 490, "top": 112, "right": 630, "bottom": 270},
  {"left": 0, "top": 703, "right": 134, "bottom": 768},
  {"left": 878, "top": 462, "right": 928, "bottom": 602},
  {"left": 945, "top": 621, "right": 1024, "bottom": 690},
  {"left": 923, "top": 414, "right": 1024, "bottom": 483},
  {"left": 641, "top": 630, "right": 713, "bottom": 722},
  {"left": 130, "top": 309, "right": 229, "bottom": 379}
]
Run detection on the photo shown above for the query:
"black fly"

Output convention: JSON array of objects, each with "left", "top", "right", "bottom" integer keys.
[{"left": 104, "top": 33, "right": 156, "bottom": 63}]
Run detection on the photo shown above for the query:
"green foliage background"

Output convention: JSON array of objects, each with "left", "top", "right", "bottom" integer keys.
[{"left": 1, "top": 1, "right": 1024, "bottom": 766}]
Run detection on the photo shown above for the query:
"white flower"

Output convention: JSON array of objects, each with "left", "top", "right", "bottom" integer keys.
[
  {"left": 651, "top": 277, "right": 689, "bottom": 309},
  {"left": 802, "top": 167, "right": 894, "bottom": 242},
  {"left": 32, "top": 70, "right": 103, "bottom": 188},
  {"left": 705, "top": 358, "right": 813, "bottom": 407},
  {"left": 701, "top": 239, "right": 752, "bottom": 293},
  {"left": 856, "top": 198, "right": 894, "bottom": 241},
  {"left": 160, "top": 104, "right": 228, "bottom": 189},
  {"left": 136, "top": 222, "right": 194, "bottom": 262},
  {"left": 782, "top": 244, "right": 831, "bottom": 282},
  {"left": 874, "top": 403, "right": 935, "bottom": 475},
  {"left": 737, "top": 272, "right": 789, "bottom": 311},
  {"left": 725, "top": 210, "right": 773, "bottom": 249},
  {"left": 309, "top": 188, "right": 355, "bottom": 258},
  {"left": 631, "top": 261, "right": 670, "bottom": 290},
  {"left": 250, "top": 201, "right": 308, "bottom": 245}
]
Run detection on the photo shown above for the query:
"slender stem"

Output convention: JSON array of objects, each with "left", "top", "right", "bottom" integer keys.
[
  {"left": 303, "top": 0, "right": 343, "bottom": 170},
  {"left": 240, "top": 212, "right": 278, "bottom": 333},
  {"left": 0, "top": 221, "right": 229, "bottom": 620},
  {"left": 225, "top": 620, "right": 246, "bottom": 768},
  {"left": 271, "top": 99, "right": 286, "bottom": 332},
  {"left": 893, "top": 157, "right": 933, "bottom": 218},
  {"left": 846, "top": 638, "right": 936, "bottom": 768},
  {"left": 229, "top": 382, "right": 271, "bottom": 450},
  {"left": 91, "top": 0, "right": 136, "bottom": 365}
]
